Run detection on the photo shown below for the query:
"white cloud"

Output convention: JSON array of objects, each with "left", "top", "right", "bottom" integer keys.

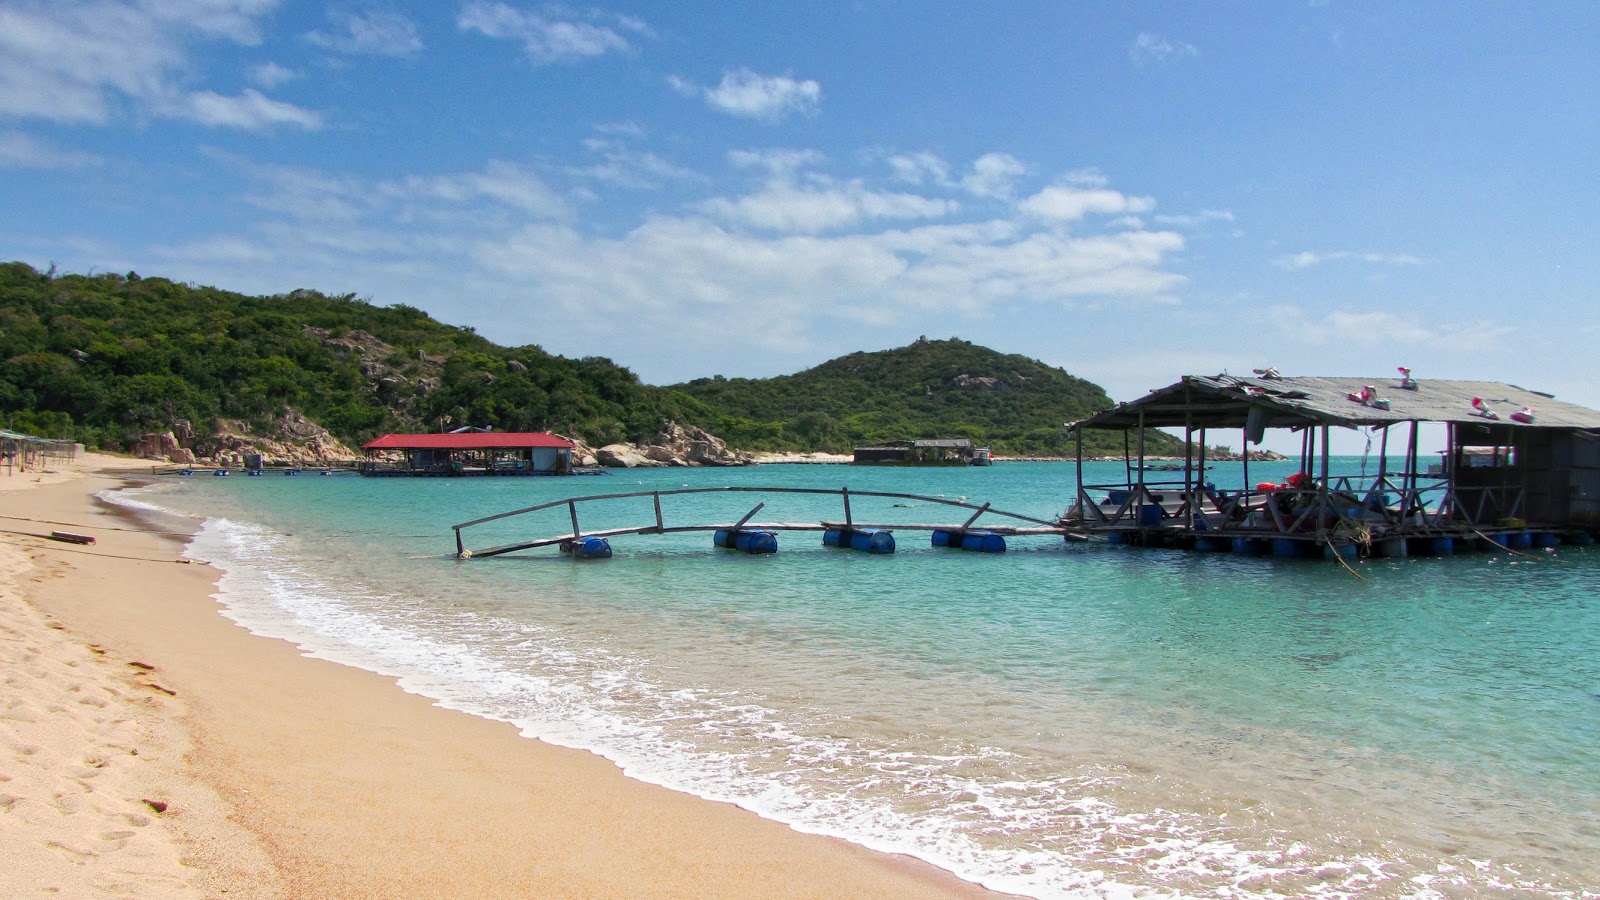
[
  {"left": 700, "top": 182, "right": 955, "bottom": 233},
  {"left": 1020, "top": 185, "right": 1156, "bottom": 222},
  {"left": 1278, "top": 250, "right": 1427, "bottom": 269},
  {"left": 458, "top": 2, "right": 643, "bottom": 63},
  {"left": 305, "top": 9, "right": 422, "bottom": 57},
  {"left": 157, "top": 150, "right": 1185, "bottom": 382},
  {"left": 249, "top": 62, "right": 297, "bottom": 88},
  {"left": 575, "top": 129, "right": 702, "bottom": 188},
  {"left": 887, "top": 151, "right": 950, "bottom": 185},
  {"left": 1130, "top": 32, "right": 1198, "bottom": 65},
  {"left": 1153, "top": 209, "right": 1235, "bottom": 228},
  {"left": 0, "top": 130, "right": 101, "bottom": 168},
  {"left": 182, "top": 88, "right": 322, "bottom": 130},
  {"left": 229, "top": 155, "right": 568, "bottom": 225},
  {"left": 0, "top": 1, "right": 317, "bottom": 130},
  {"left": 962, "top": 153, "right": 1027, "bottom": 199},
  {"left": 690, "top": 69, "right": 822, "bottom": 122},
  {"left": 1315, "top": 310, "right": 1508, "bottom": 351}
]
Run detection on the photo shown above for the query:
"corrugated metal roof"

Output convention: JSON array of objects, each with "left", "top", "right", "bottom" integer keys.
[
  {"left": 363, "top": 432, "right": 574, "bottom": 450},
  {"left": 1072, "top": 374, "right": 1600, "bottom": 431}
]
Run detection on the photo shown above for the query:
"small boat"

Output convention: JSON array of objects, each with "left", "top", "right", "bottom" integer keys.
[{"left": 970, "top": 448, "right": 993, "bottom": 466}]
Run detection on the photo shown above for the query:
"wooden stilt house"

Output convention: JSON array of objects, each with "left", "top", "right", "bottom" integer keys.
[{"left": 1062, "top": 373, "right": 1600, "bottom": 555}]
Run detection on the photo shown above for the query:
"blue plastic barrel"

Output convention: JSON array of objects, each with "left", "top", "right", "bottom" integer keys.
[
  {"left": 1506, "top": 531, "right": 1532, "bottom": 549},
  {"left": 931, "top": 528, "right": 960, "bottom": 548},
  {"left": 1531, "top": 532, "right": 1559, "bottom": 548},
  {"left": 1231, "top": 537, "right": 1267, "bottom": 555},
  {"left": 850, "top": 529, "right": 895, "bottom": 554},
  {"left": 960, "top": 531, "right": 1006, "bottom": 553},
  {"left": 1194, "top": 536, "right": 1228, "bottom": 552},
  {"left": 561, "top": 536, "right": 612, "bottom": 558},
  {"left": 1272, "top": 538, "right": 1304, "bottom": 557},
  {"left": 822, "top": 528, "right": 849, "bottom": 547},
  {"left": 734, "top": 530, "right": 778, "bottom": 554},
  {"left": 1430, "top": 536, "right": 1455, "bottom": 555}
]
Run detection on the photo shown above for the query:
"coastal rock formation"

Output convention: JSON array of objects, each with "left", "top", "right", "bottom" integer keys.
[
  {"left": 132, "top": 409, "right": 360, "bottom": 467},
  {"left": 130, "top": 431, "right": 196, "bottom": 465},
  {"left": 648, "top": 421, "right": 753, "bottom": 467},
  {"left": 207, "top": 410, "right": 360, "bottom": 467},
  {"left": 589, "top": 421, "right": 754, "bottom": 469},
  {"left": 595, "top": 444, "right": 663, "bottom": 468}
]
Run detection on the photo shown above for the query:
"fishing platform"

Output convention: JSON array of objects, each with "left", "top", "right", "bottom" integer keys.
[
  {"left": 1063, "top": 372, "right": 1600, "bottom": 559},
  {"left": 451, "top": 486, "right": 1080, "bottom": 559}
]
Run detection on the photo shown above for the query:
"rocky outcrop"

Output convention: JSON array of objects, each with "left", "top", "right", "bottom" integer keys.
[
  {"left": 133, "top": 408, "right": 360, "bottom": 467},
  {"left": 595, "top": 444, "right": 665, "bottom": 468},
  {"left": 130, "top": 431, "right": 196, "bottom": 465},
  {"left": 589, "top": 421, "right": 754, "bottom": 469}
]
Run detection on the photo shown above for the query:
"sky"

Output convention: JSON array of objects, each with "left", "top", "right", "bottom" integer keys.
[{"left": 2, "top": 0, "right": 1597, "bottom": 454}]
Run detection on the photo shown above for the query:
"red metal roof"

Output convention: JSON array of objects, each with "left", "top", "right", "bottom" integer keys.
[{"left": 362, "top": 432, "right": 574, "bottom": 451}]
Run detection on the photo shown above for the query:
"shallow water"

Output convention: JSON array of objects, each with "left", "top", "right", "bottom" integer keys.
[{"left": 120, "top": 460, "right": 1600, "bottom": 898}]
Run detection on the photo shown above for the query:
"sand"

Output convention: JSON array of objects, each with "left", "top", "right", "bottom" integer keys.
[{"left": 0, "top": 455, "right": 1006, "bottom": 898}]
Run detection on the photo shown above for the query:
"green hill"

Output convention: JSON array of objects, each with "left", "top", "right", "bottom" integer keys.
[
  {"left": 0, "top": 262, "right": 689, "bottom": 452},
  {"left": 667, "top": 337, "right": 1170, "bottom": 457},
  {"left": 0, "top": 262, "right": 1155, "bottom": 458}
]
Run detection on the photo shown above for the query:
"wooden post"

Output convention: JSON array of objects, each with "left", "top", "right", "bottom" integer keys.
[
  {"left": 1074, "top": 425, "right": 1085, "bottom": 519},
  {"left": 653, "top": 492, "right": 665, "bottom": 534},
  {"left": 1183, "top": 402, "right": 1194, "bottom": 530},
  {"left": 1135, "top": 409, "right": 1147, "bottom": 503},
  {"left": 1241, "top": 423, "right": 1250, "bottom": 511},
  {"left": 569, "top": 499, "right": 581, "bottom": 538},
  {"left": 1319, "top": 424, "right": 1331, "bottom": 529},
  {"left": 842, "top": 487, "right": 853, "bottom": 528}
]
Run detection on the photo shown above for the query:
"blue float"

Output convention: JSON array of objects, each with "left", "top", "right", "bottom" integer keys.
[
  {"left": 714, "top": 528, "right": 778, "bottom": 554},
  {"left": 851, "top": 529, "right": 895, "bottom": 554},
  {"left": 930, "top": 528, "right": 1005, "bottom": 553},
  {"left": 823, "top": 527, "right": 894, "bottom": 553},
  {"left": 961, "top": 531, "right": 1006, "bottom": 553},
  {"left": 1231, "top": 537, "right": 1267, "bottom": 555},
  {"left": 560, "top": 536, "right": 612, "bottom": 559}
]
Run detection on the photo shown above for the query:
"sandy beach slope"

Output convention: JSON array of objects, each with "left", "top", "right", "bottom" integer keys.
[{"left": 1, "top": 456, "right": 1007, "bottom": 898}]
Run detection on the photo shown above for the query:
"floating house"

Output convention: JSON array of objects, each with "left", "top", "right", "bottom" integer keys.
[
  {"left": 1062, "top": 373, "right": 1600, "bottom": 556},
  {"left": 852, "top": 438, "right": 978, "bottom": 465},
  {"left": 361, "top": 430, "right": 574, "bottom": 476}
]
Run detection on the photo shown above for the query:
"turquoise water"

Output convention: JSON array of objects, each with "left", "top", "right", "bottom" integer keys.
[{"left": 119, "top": 460, "right": 1600, "bottom": 898}]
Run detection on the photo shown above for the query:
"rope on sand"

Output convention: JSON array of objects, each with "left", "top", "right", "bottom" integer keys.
[{"left": 0, "top": 532, "right": 200, "bottom": 564}]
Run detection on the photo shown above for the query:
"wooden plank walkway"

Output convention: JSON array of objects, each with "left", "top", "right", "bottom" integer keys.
[{"left": 453, "top": 486, "right": 1083, "bottom": 558}]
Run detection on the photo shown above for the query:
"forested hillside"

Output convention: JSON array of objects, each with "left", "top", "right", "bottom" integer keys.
[
  {"left": 0, "top": 262, "right": 1150, "bottom": 457},
  {"left": 0, "top": 262, "right": 689, "bottom": 452},
  {"left": 671, "top": 338, "right": 1172, "bottom": 457}
]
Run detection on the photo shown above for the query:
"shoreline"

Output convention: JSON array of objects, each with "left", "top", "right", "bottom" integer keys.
[{"left": 1, "top": 456, "right": 1009, "bottom": 898}]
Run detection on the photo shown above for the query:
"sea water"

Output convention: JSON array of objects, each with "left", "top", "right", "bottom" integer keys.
[{"left": 114, "top": 460, "right": 1600, "bottom": 898}]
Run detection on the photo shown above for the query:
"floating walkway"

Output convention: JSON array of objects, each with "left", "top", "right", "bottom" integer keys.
[{"left": 451, "top": 486, "right": 1082, "bottom": 559}]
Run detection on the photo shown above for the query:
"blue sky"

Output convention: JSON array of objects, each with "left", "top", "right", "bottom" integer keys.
[{"left": 3, "top": 1, "right": 1597, "bottom": 440}]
